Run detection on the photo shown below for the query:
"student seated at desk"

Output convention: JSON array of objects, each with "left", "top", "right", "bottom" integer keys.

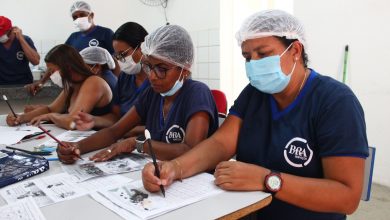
[
  {"left": 6, "top": 44, "right": 113, "bottom": 130},
  {"left": 57, "top": 25, "right": 219, "bottom": 163},
  {"left": 79, "top": 46, "right": 117, "bottom": 92},
  {"left": 142, "top": 10, "right": 369, "bottom": 220},
  {"left": 72, "top": 22, "right": 150, "bottom": 131}
]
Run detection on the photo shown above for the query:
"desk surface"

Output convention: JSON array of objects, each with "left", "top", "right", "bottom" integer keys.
[{"left": 0, "top": 120, "right": 271, "bottom": 220}]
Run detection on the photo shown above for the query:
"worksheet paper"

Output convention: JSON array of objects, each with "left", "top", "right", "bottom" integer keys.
[
  {"left": 0, "top": 173, "right": 132, "bottom": 207},
  {"left": 62, "top": 154, "right": 152, "bottom": 182},
  {"left": 39, "top": 130, "right": 96, "bottom": 147},
  {"left": 0, "top": 197, "right": 46, "bottom": 220},
  {"left": 0, "top": 125, "right": 42, "bottom": 145},
  {"left": 0, "top": 181, "right": 54, "bottom": 207},
  {"left": 94, "top": 173, "right": 224, "bottom": 219}
]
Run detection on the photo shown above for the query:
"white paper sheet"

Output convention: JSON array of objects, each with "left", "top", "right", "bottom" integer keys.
[
  {"left": 33, "top": 173, "right": 88, "bottom": 203},
  {"left": 0, "top": 125, "right": 42, "bottom": 145},
  {"left": 0, "top": 173, "right": 131, "bottom": 208},
  {"left": 96, "top": 173, "right": 224, "bottom": 219},
  {"left": 39, "top": 130, "right": 96, "bottom": 147},
  {"left": 62, "top": 154, "right": 151, "bottom": 182},
  {"left": 0, "top": 197, "right": 46, "bottom": 220},
  {"left": 0, "top": 181, "right": 54, "bottom": 207}
]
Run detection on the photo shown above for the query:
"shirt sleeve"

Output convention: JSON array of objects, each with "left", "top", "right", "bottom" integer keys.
[
  {"left": 228, "top": 84, "right": 254, "bottom": 119},
  {"left": 24, "top": 36, "right": 36, "bottom": 50},
  {"left": 64, "top": 33, "right": 73, "bottom": 45},
  {"left": 184, "top": 82, "right": 218, "bottom": 128},
  {"left": 316, "top": 91, "right": 369, "bottom": 158}
]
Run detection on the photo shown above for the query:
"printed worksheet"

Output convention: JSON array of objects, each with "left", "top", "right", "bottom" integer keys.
[
  {"left": 0, "top": 197, "right": 46, "bottom": 220},
  {"left": 95, "top": 173, "right": 224, "bottom": 219},
  {"left": 0, "top": 181, "right": 54, "bottom": 207},
  {"left": 0, "top": 125, "right": 41, "bottom": 145},
  {"left": 33, "top": 173, "right": 87, "bottom": 203},
  {"left": 62, "top": 154, "right": 151, "bottom": 182},
  {"left": 0, "top": 173, "right": 131, "bottom": 207},
  {"left": 39, "top": 130, "right": 96, "bottom": 147}
]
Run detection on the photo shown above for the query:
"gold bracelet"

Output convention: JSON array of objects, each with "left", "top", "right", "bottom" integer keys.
[{"left": 172, "top": 159, "right": 183, "bottom": 182}]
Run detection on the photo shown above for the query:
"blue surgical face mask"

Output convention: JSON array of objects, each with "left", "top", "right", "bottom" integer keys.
[
  {"left": 245, "top": 43, "right": 296, "bottom": 94},
  {"left": 160, "top": 68, "right": 184, "bottom": 97}
]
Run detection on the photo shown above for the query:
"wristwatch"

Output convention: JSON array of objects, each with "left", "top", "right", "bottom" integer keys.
[
  {"left": 135, "top": 134, "right": 146, "bottom": 153},
  {"left": 264, "top": 170, "right": 283, "bottom": 195}
]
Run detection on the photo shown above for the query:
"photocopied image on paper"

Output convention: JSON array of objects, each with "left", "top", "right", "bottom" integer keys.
[
  {"left": 62, "top": 154, "right": 152, "bottom": 182},
  {"left": 0, "top": 197, "right": 46, "bottom": 220},
  {"left": 94, "top": 173, "right": 224, "bottom": 219}
]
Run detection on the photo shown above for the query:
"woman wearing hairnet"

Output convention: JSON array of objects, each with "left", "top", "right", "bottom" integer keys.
[
  {"left": 71, "top": 22, "right": 150, "bottom": 131},
  {"left": 79, "top": 46, "right": 117, "bottom": 92},
  {"left": 6, "top": 44, "right": 113, "bottom": 130},
  {"left": 142, "top": 10, "right": 368, "bottom": 219},
  {"left": 57, "top": 25, "right": 219, "bottom": 163}
]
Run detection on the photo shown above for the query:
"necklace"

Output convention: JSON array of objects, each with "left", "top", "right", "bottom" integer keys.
[{"left": 295, "top": 70, "right": 308, "bottom": 100}]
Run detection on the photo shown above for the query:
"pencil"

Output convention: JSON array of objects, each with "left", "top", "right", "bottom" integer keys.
[
  {"left": 145, "top": 129, "right": 165, "bottom": 197},
  {"left": 37, "top": 125, "right": 83, "bottom": 160},
  {"left": 3, "top": 95, "right": 17, "bottom": 118}
]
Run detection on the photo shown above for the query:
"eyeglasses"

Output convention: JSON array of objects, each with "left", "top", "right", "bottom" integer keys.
[
  {"left": 113, "top": 47, "right": 132, "bottom": 62},
  {"left": 141, "top": 62, "right": 179, "bottom": 79}
]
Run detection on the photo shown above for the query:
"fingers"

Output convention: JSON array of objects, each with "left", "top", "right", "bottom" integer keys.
[
  {"left": 90, "top": 148, "right": 116, "bottom": 162},
  {"left": 57, "top": 144, "right": 79, "bottom": 164},
  {"left": 142, "top": 163, "right": 163, "bottom": 192}
]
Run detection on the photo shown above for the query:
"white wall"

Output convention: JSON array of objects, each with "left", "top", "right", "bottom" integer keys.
[
  {"left": 294, "top": 0, "right": 390, "bottom": 187},
  {"left": 0, "top": 0, "right": 220, "bottom": 85},
  {"left": 220, "top": 0, "right": 293, "bottom": 106}
]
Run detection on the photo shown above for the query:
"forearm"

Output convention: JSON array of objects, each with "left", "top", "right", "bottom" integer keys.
[
  {"left": 123, "top": 125, "right": 145, "bottom": 138},
  {"left": 48, "top": 114, "right": 75, "bottom": 130},
  {"left": 276, "top": 173, "right": 363, "bottom": 214},
  {"left": 143, "top": 141, "right": 192, "bottom": 161},
  {"left": 18, "top": 37, "right": 40, "bottom": 65},
  {"left": 92, "top": 113, "right": 119, "bottom": 129},
  {"left": 78, "top": 127, "right": 124, "bottom": 154},
  {"left": 177, "top": 136, "right": 235, "bottom": 178},
  {"left": 20, "top": 106, "right": 50, "bottom": 123}
]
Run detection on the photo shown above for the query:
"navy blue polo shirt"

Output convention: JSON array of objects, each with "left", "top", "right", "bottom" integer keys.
[
  {"left": 229, "top": 69, "right": 368, "bottom": 220},
  {"left": 0, "top": 35, "right": 35, "bottom": 85},
  {"left": 135, "top": 79, "right": 218, "bottom": 143},
  {"left": 65, "top": 25, "right": 114, "bottom": 53},
  {"left": 101, "top": 69, "right": 117, "bottom": 92},
  {"left": 113, "top": 73, "right": 150, "bottom": 116}
]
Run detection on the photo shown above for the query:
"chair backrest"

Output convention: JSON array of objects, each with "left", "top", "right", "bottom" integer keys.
[
  {"left": 211, "top": 89, "right": 227, "bottom": 118},
  {"left": 361, "top": 146, "right": 376, "bottom": 201}
]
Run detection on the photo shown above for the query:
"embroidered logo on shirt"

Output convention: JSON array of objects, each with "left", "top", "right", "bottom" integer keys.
[
  {"left": 283, "top": 137, "right": 313, "bottom": 168},
  {"left": 89, "top": 39, "right": 99, "bottom": 47},
  {"left": 16, "top": 51, "right": 24, "bottom": 60},
  {"left": 165, "top": 125, "right": 185, "bottom": 143}
]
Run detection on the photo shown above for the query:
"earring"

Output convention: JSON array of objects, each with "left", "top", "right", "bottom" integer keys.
[{"left": 295, "top": 57, "right": 298, "bottom": 61}]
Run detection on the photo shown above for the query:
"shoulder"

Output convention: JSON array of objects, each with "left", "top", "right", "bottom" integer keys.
[
  {"left": 311, "top": 70, "right": 357, "bottom": 103},
  {"left": 183, "top": 79, "right": 211, "bottom": 93},
  {"left": 83, "top": 75, "right": 110, "bottom": 89},
  {"left": 96, "top": 26, "right": 114, "bottom": 34}
]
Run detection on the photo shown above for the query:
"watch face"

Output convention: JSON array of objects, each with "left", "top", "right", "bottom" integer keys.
[
  {"left": 136, "top": 134, "right": 146, "bottom": 142},
  {"left": 267, "top": 175, "right": 281, "bottom": 191}
]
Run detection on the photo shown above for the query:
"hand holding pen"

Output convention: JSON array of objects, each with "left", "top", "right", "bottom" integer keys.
[
  {"left": 37, "top": 125, "right": 83, "bottom": 163},
  {"left": 144, "top": 129, "right": 165, "bottom": 197}
]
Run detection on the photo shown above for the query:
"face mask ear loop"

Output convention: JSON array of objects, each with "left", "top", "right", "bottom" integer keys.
[{"left": 280, "top": 43, "right": 294, "bottom": 57}]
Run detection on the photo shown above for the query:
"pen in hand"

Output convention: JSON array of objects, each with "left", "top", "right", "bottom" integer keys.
[
  {"left": 145, "top": 129, "right": 165, "bottom": 197},
  {"left": 37, "top": 125, "right": 83, "bottom": 160},
  {"left": 3, "top": 95, "right": 17, "bottom": 118}
]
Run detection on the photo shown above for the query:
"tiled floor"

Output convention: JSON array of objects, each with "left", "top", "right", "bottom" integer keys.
[{"left": 1, "top": 96, "right": 389, "bottom": 219}]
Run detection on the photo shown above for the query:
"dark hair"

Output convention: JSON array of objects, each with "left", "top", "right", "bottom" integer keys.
[
  {"left": 277, "top": 37, "right": 308, "bottom": 68},
  {"left": 113, "top": 22, "right": 148, "bottom": 48},
  {"left": 45, "top": 44, "right": 93, "bottom": 93}
]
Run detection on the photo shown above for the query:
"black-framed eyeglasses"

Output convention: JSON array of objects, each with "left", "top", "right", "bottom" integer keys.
[
  {"left": 113, "top": 47, "right": 132, "bottom": 62},
  {"left": 141, "top": 62, "right": 179, "bottom": 79}
]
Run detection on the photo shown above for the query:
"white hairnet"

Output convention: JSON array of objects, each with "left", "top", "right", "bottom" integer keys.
[
  {"left": 236, "top": 10, "right": 306, "bottom": 47},
  {"left": 80, "top": 46, "right": 115, "bottom": 69},
  {"left": 70, "top": 1, "right": 92, "bottom": 15},
  {"left": 141, "top": 25, "right": 194, "bottom": 71}
]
